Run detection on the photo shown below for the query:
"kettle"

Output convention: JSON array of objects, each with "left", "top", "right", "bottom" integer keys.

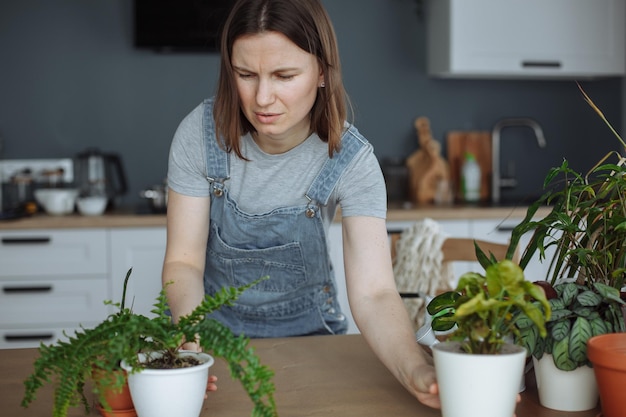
[{"left": 75, "top": 148, "right": 128, "bottom": 209}]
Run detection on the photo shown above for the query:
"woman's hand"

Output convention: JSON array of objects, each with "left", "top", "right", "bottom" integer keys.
[
  {"left": 205, "top": 375, "right": 218, "bottom": 399},
  {"left": 181, "top": 341, "right": 218, "bottom": 398},
  {"left": 411, "top": 363, "right": 441, "bottom": 409}
]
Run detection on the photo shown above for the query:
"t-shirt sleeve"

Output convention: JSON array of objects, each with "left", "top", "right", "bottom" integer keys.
[
  {"left": 335, "top": 142, "right": 387, "bottom": 219},
  {"left": 167, "top": 104, "right": 212, "bottom": 197}
]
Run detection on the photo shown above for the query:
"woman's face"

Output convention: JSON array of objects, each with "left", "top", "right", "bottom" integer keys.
[{"left": 231, "top": 31, "right": 324, "bottom": 154}]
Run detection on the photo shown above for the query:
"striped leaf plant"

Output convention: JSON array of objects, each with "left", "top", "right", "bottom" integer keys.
[{"left": 516, "top": 280, "right": 625, "bottom": 371}]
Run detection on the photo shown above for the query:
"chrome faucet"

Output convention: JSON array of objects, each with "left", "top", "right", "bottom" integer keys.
[{"left": 491, "top": 118, "right": 547, "bottom": 204}]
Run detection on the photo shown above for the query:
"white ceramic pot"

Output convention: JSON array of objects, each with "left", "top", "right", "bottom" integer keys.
[
  {"left": 433, "top": 341, "right": 526, "bottom": 417},
  {"left": 120, "top": 351, "right": 214, "bottom": 417},
  {"left": 533, "top": 354, "right": 599, "bottom": 411}
]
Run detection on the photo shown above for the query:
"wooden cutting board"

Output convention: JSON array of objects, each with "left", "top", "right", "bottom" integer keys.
[
  {"left": 446, "top": 131, "right": 492, "bottom": 202},
  {"left": 406, "top": 117, "right": 450, "bottom": 205}
]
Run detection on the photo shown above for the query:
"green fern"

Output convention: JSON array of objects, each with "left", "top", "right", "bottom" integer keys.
[{"left": 21, "top": 270, "right": 277, "bottom": 417}]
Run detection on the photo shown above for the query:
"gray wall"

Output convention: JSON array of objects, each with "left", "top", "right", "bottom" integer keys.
[{"left": 0, "top": 0, "right": 622, "bottom": 209}]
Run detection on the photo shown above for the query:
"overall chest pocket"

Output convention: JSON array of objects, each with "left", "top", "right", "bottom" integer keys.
[{"left": 207, "top": 226, "right": 307, "bottom": 293}]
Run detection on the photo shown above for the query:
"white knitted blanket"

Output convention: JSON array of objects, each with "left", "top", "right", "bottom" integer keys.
[{"left": 392, "top": 218, "right": 453, "bottom": 330}]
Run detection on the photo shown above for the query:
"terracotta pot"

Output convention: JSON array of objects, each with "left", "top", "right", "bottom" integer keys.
[
  {"left": 588, "top": 333, "right": 626, "bottom": 417},
  {"left": 92, "top": 369, "right": 136, "bottom": 417}
]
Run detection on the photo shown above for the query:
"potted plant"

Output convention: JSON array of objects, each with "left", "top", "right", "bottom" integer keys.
[
  {"left": 506, "top": 84, "right": 626, "bottom": 412},
  {"left": 509, "top": 84, "right": 626, "bottom": 291},
  {"left": 21, "top": 268, "right": 277, "bottom": 417},
  {"left": 587, "top": 332, "right": 626, "bottom": 417},
  {"left": 426, "top": 249, "right": 551, "bottom": 417},
  {"left": 518, "top": 280, "right": 625, "bottom": 411}
]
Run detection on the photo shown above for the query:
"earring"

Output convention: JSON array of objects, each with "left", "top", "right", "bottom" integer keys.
[{"left": 319, "top": 82, "right": 325, "bottom": 88}]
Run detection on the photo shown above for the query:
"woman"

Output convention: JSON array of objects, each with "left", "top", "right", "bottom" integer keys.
[{"left": 163, "top": 0, "right": 439, "bottom": 409}]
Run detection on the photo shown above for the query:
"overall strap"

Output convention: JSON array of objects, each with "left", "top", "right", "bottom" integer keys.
[
  {"left": 202, "top": 98, "right": 229, "bottom": 196},
  {"left": 305, "top": 124, "right": 368, "bottom": 209}
]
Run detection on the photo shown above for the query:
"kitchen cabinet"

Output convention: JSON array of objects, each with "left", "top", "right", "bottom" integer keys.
[
  {"left": 0, "top": 226, "right": 167, "bottom": 349},
  {"left": 426, "top": 0, "right": 625, "bottom": 79},
  {"left": 0, "top": 229, "right": 109, "bottom": 349},
  {"left": 110, "top": 228, "right": 167, "bottom": 318}
]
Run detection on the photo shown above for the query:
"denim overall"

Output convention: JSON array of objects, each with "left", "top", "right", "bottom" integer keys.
[{"left": 202, "top": 98, "right": 366, "bottom": 338}]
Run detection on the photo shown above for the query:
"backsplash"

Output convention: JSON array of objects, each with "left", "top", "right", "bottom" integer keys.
[{"left": 0, "top": 0, "right": 622, "bottom": 208}]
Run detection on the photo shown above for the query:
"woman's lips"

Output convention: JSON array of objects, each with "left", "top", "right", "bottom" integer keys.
[{"left": 255, "top": 112, "right": 281, "bottom": 124}]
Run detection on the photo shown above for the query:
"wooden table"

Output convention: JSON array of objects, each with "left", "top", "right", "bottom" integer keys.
[{"left": 1, "top": 334, "right": 600, "bottom": 416}]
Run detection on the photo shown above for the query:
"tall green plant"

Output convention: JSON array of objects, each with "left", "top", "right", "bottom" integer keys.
[
  {"left": 21, "top": 269, "right": 277, "bottom": 417},
  {"left": 508, "top": 84, "right": 626, "bottom": 290}
]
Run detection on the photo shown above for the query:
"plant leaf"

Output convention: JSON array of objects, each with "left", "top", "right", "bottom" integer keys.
[
  {"left": 426, "top": 291, "right": 460, "bottom": 315},
  {"left": 560, "top": 283, "right": 578, "bottom": 306},
  {"left": 593, "top": 282, "right": 625, "bottom": 304},
  {"left": 550, "top": 319, "right": 571, "bottom": 342},
  {"left": 569, "top": 317, "right": 592, "bottom": 364},
  {"left": 589, "top": 317, "right": 610, "bottom": 336},
  {"left": 576, "top": 290, "right": 602, "bottom": 307},
  {"left": 518, "top": 324, "right": 539, "bottom": 356},
  {"left": 552, "top": 337, "right": 577, "bottom": 371}
]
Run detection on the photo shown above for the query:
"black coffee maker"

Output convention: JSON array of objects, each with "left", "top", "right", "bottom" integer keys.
[{"left": 75, "top": 148, "right": 128, "bottom": 209}]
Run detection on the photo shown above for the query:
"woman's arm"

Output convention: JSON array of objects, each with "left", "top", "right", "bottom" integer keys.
[
  {"left": 162, "top": 189, "right": 211, "bottom": 323},
  {"left": 341, "top": 216, "right": 440, "bottom": 409}
]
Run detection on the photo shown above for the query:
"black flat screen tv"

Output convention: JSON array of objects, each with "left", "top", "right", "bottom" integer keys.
[{"left": 133, "top": 0, "right": 235, "bottom": 53}]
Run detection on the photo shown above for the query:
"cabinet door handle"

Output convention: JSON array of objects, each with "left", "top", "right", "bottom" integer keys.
[
  {"left": 3, "top": 285, "right": 53, "bottom": 294},
  {"left": 521, "top": 60, "right": 561, "bottom": 69},
  {"left": 1, "top": 237, "right": 52, "bottom": 245},
  {"left": 496, "top": 226, "right": 516, "bottom": 232},
  {"left": 4, "top": 333, "right": 55, "bottom": 342}
]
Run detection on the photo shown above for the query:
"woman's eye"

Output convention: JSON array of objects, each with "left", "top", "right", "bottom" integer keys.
[
  {"left": 277, "top": 74, "right": 295, "bottom": 81},
  {"left": 237, "top": 72, "right": 254, "bottom": 79}
]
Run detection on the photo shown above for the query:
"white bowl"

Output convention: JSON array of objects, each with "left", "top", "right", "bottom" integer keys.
[
  {"left": 34, "top": 189, "right": 79, "bottom": 215},
  {"left": 77, "top": 196, "right": 108, "bottom": 216}
]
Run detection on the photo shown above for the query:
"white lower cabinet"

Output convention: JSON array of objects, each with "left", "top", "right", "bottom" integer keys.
[
  {"left": 0, "top": 229, "right": 109, "bottom": 349},
  {"left": 0, "top": 227, "right": 167, "bottom": 349},
  {"left": 0, "top": 228, "right": 107, "bottom": 277},
  {"left": 109, "top": 228, "right": 167, "bottom": 318}
]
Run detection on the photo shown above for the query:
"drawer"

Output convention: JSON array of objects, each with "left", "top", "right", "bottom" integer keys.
[
  {"left": 0, "top": 325, "right": 93, "bottom": 350},
  {"left": 0, "top": 277, "right": 109, "bottom": 326},
  {"left": 0, "top": 228, "right": 108, "bottom": 277}
]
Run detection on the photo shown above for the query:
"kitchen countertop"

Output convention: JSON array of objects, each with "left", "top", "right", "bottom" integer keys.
[
  {"left": 0, "top": 204, "right": 551, "bottom": 230},
  {"left": 0, "top": 212, "right": 168, "bottom": 230},
  {"left": 1, "top": 334, "right": 599, "bottom": 417},
  {"left": 384, "top": 202, "right": 549, "bottom": 222}
]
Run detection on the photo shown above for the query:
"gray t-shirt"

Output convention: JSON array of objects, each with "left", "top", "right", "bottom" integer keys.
[{"left": 167, "top": 102, "right": 387, "bottom": 232}]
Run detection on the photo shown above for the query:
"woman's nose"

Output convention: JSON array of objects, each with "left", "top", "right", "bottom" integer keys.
[{"left": 256, "top": 78, "right": 275, "bottom": 106}]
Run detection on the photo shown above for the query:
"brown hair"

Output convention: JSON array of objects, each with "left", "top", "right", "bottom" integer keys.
[{"left": 214, "top": 0, "right": 349, "bottom": 158}]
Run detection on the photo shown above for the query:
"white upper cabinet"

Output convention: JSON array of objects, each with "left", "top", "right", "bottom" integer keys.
[{"left": 426, "top": 0, "right": 626, "bottom": 79}]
